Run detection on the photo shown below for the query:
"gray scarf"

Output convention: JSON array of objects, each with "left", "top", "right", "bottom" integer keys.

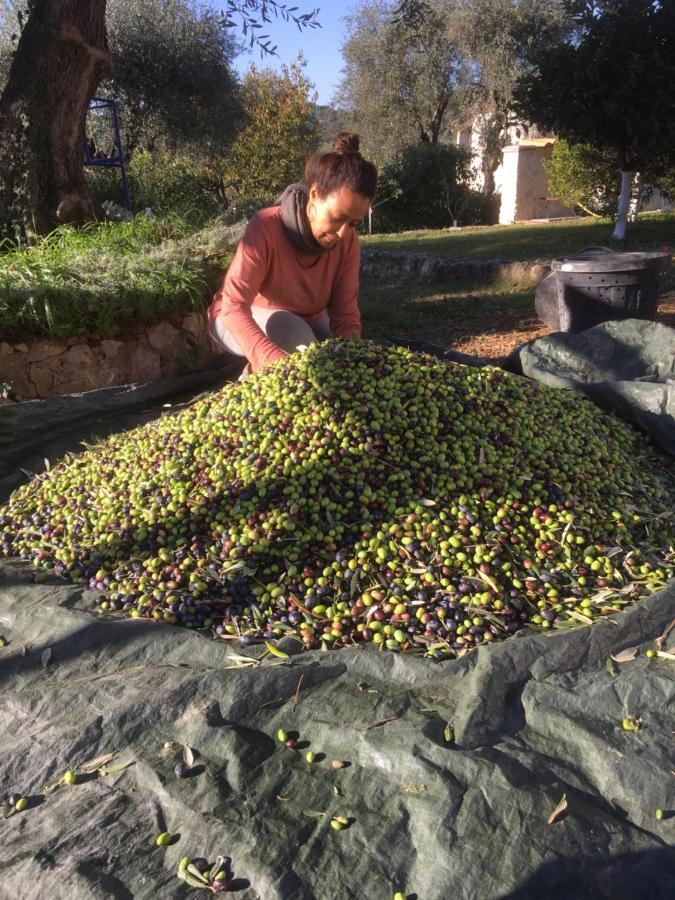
[{"left": 277, "top": 183, "right": 332, "bottom": 256}]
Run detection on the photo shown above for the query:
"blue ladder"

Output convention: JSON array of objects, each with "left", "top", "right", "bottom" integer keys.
[{"left": 83, "top": 96, "right": 132, "bottom": 212}]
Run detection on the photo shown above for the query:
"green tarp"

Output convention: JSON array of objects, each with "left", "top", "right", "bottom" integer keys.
[
  {"left": 504, "top": 320, "right": 675, "bottom": 456},
  {"left": 0, "top": 352, "right": 674, "bottom": 900}
]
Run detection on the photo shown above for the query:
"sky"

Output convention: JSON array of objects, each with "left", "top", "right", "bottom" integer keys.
[{"left": 214, "top": 3, "right": 351, "bottom": 106}]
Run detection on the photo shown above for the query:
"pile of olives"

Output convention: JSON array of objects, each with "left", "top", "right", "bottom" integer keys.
[{"left": 1, "top": 340, "right": 673, "bottom": 658}]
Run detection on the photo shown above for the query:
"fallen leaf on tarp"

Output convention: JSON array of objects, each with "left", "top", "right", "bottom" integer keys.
[
  {"left": 547, "top": 794, "right": 568, "bottom": 825},
  {"left": 159, "top": 742, "right": 176, "bottom": 757},
  {"left": 183, "top": 745, "right": 196, "bottom": 768},
  {"left": 99, "top": 760, "right": 135, "bottom": 777},
  {"left": 419, "top": 498, "right": 436, "bottom": 507},
  {"left": 303, "top": 809, "right": 326, "bottom": 819},
  {"left": 402, "top": 784, "right": 427, "bottom": 795},
  {"left": 656, "top": 650, "right": 675, "bottom": 661},
  {"left": 655, "top": 618, "right": 675, "bottom": 652},
  {"left": 40, "top": 647, "right": 52, "bottom": 667},
  {"left": 264, "top": 641, "right": 289, "bottom": 659},
  {"left": 363, "top": 716, "right": 399, "bottom": 731},
  {"left": 444, "top": 723, "right": 455, "bottom": 744},
  {"left": 223, "top": 653, "right": 260, "bottom": 667},
  {"left": 77, "top": 750, "right": 118, "bottom": 775},
  {"left": 611, "top": 646, "right": 638, "bottom": 663},
  {"left": 42, "top": 750, "right": 120, "bottom": 793},
  {"left": 606, "top": 658, "right": 618, "bottom": 678}
]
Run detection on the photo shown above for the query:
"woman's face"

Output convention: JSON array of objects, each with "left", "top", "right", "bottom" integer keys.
[{"left": 307, "top": 184, "right": 371, "bottom": 250}]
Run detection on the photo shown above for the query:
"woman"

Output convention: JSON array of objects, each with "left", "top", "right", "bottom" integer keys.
[{"left": 208, "top": 133, "right": 377, "bottom": 373}]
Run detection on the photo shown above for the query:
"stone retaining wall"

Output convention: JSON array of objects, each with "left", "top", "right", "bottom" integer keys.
[
  {"left": 1, "top": 252, "right": 551, "bottom": 401},
  {"left": 1, "top": 311, "right": 217, "bottom": 401},
  {"left": 360, "top": 248, "right": 549, "bottom": 284}
]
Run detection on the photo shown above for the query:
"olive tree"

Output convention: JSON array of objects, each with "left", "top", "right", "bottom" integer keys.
[
  {"left": 514, "top": 0, "right": 675, "bottom": 239},
  {"left": 0, "top": 0, "right": 319, "bottom": 240}
]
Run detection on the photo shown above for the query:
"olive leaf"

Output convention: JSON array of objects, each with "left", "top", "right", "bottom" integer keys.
[
  {"left": 547, "top": 793, "right": 568, "bottom": 825},
  {"left": 77, "top": 751, "right": 119, "bottom": 775},
  {"left": 567, "top": 610, "right": 593, "bottom": 625},
  {"left": 209, "top": 855, "right": 225, "bottom": 882},
  {"left": 186, "top": 864, "right": 211, "bottom": 884},
  {"left": 606, "top": 657, "right": 618, "bottom": 678},
  {"left": 40, "top": 647, "right": 52, "bottom": 667},
  {"left": 99, "top": 760, "right": 134, "bottom": 777},
  {"left": 302, "top": 809, "right": 327, "bottom": 818},
  {"left": 610, "top": 646, "right": 638, "bottom": 663},
  {"left": 477, "top": 571, "right": 500, "bottom": 593},
  {"left": 264, "top": 641, "right": 289, "bottom": 659},
  {"left": 183, "top": 745, "right": 196, "bottom": 768},
  {"left": 443, "top": 723, "right": 455, "bottom": 744},
  {"left": 419, "top": 498, "right": 436, "bottom": 507}
]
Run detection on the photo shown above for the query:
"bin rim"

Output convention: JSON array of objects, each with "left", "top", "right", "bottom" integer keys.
[{"left": 551, "top": 251, "right": 671, "bottom": 274}]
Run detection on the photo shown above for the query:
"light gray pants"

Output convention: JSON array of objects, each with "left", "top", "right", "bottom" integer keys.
[{"left": 210, "top": 306, "right": 332, "bottom": 359}]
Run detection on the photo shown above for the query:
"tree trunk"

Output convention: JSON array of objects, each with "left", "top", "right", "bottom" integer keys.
[
  {"left": 0, "top": 0, "right": 111, "bottom": 241},
  {"left": 628, "top": 170, "right": 641, "bottom": 223},
  {"left": 612, "top": 169, "right": 634, "bottom": 240},
  {"left": 429, "top": 93, "right": 450, "bottom": 145}
]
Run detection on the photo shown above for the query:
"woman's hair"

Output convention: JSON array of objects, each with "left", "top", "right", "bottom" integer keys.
[{"left": 304, "top": 132, "right": 378, "bottom": 200}]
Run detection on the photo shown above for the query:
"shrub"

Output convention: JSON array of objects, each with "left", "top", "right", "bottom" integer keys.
[
  {"left": 544, "top": 140, "right": 620, "bottom": 217},
  {"left": 87, "top": 150, "right": 225, "bottom": 218},
  {"left": 372, "top": 143, "right": 475, "bottom": 233}
]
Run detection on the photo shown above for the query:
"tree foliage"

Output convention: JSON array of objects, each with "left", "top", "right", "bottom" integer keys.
[
  {"left": 514, "top": 0, "right": 675, "bottom": 236},
  {"left": 447, "top": 0, "right": 569, "bottom": 194},
  {"left": 544, "top": 139, "right": 620, "bottom": 216},
  {"left": 222, "top": 56, "right": 320, "bottom": 202},
  {"left": 514, "top": 0, "right": 675, "bottom": 172},
  {"left": 103, "top": 0, "right": 241, "bottom": 156},
  {"left": 219, "top": 0, "right": 320, "bottom": 56},
  {"left": 337, "top": 0, "right": 471, "bottom": 164},
  {"left": 375, "top": 141, "right": 473, "bottom": 231}
]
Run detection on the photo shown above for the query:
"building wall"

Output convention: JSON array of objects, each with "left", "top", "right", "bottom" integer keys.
[{"left": 499, "top": 142, "right": 575, "bottom": 224}]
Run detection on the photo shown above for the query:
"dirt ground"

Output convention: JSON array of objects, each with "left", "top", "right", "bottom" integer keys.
[{"left": 451, "top": 292, "right": 675, "bottom": 362}]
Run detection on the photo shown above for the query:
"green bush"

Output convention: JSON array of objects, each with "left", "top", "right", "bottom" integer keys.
[
  {"left": 544, "top": 140, "right": 619, "bottom": 217},
  {"left": 372, "top": 143, "right": 475, "bottom": 233},
  {"left": 87, "top": 150, "right": 225, "bottom": 218}
]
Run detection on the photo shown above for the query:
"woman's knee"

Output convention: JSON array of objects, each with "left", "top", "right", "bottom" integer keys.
[{"left": 263, "top": 310, "right": 317, "bottom": 353}]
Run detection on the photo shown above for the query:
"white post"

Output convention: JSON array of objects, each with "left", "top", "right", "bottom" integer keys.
[{"left": 612, "top": 170, "right": 634, "bottom": 240}]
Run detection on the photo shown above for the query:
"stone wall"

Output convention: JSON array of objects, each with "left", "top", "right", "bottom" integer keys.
[
  {"left": 360, "top": 248, "right": 549, "bottom": 284},
  {"left": 1, "top": 311, "right": 217, "bottom": 401},
  {"left": 1, "top": 251, "right": 550, "bottom": 401}
]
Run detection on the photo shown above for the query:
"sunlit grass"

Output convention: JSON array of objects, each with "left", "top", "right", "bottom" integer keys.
[
  {"left": 0, "top": 214, "right": 240, "bottom": 342},
  {"left": 363, "top": 212, "right": 675, "bottom": 269}
]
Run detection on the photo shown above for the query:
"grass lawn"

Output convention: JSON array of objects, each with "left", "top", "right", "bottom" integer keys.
[
  {"left": 1, "top": 211, "right": 673, "bottom": 355},
  {"left": 362, "top": 212, "right": 675, "bottom": 263},
  {"left": 360, "top": 211, "right": 675, "bottom": 359}
]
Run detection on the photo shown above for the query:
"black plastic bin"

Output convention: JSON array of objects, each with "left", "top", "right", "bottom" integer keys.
[{"left": 535, "top": 248, "right": 671, "bottom": 332}]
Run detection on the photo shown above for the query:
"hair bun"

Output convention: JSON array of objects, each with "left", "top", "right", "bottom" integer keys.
[{"left": 332, "top": 132, "right": 360, "bottom": 155}]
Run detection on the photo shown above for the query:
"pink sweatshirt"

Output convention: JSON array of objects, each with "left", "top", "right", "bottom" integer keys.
[{"left": 208, "top": 205, "right": 361, "bottom": 372}]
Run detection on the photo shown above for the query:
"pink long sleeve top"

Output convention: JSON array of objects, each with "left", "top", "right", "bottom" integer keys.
[{"left": 208, "top": 205, "right": 362, "bottom": 372}]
